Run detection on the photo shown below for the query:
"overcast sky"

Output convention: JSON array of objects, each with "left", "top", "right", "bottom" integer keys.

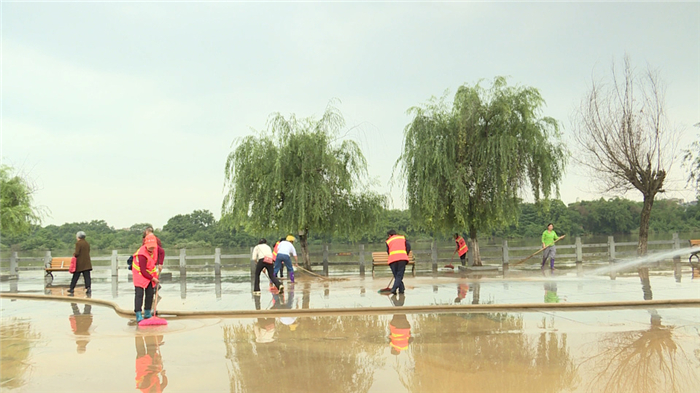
[{"left": 2, "top": 1, "right": 698, "bottom": 230}]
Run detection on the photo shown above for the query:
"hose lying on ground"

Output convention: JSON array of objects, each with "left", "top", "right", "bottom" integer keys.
[{"left": 1, "top": 292, "right": 698, "bottom": 320}]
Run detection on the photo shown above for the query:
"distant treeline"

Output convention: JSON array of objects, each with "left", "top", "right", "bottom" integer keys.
[{"left": 1, "top": 198, "right": 698, "bottom": 252}]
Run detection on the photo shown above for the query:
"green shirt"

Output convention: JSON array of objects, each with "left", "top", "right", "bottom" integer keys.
[{"left": 542, "top": 230, "right": 558, "bottom": 247}]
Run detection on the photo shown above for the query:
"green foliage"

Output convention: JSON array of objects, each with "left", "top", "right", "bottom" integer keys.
[
  {"left": 494, "top": 197, "right": 699, "bottom": 238},
  {"left": 396, "top": 77, "right": 568, "bottom": 238},
  {"left": 1, "top": 198, "right": 697, "bottom": 251},
  {"left": 222, "top": 103, "right": 386, "bottom": 241},
  {"left": 0, "top": 165, "right": 42, "bottom": 236}
]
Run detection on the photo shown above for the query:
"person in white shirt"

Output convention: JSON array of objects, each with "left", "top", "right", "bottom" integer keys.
[
  {"left": 275, "top": 235, "right": 298, "bottom": 283},
  {"left": 251, "top": 238, "right": 283, "bottom": 295}
]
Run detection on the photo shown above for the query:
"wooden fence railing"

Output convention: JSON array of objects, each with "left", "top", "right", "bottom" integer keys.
[{"left": 1, "top": 233, "right": 696, "bottom": 280}]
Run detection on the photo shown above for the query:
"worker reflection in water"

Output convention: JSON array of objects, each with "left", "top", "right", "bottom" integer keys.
[
  {"left": 69, "top": 303, "right": 93, "bottom": 353},
  {"left": 388, "top": 293, "right": 412, "bottom": 355},
  {"left": 254, "top": 318, "right": 277, "bottom": 344},
  {"left": 135, "top": 334, "right": 167, "bottom": 392},
  {"left": 544, "top": 282, "right": 560, "bottom": 303},
  {"left": 454, "top": 283, "right": 469, "bottom": 304}
]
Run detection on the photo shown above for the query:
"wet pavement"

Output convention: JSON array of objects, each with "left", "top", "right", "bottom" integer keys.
[{"left": 2, "top": 267, "right": 700, "bottom": 392}]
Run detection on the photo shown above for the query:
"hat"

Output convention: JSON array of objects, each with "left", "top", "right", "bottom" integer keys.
[
  {"left": 286, "top": 235, "right": 296, "bottom": 242},
  {"left": 144, "top": 234, "right": 158, "bottom": 249}
]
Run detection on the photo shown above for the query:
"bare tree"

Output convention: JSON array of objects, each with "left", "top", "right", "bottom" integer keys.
[{"left": 572, "top": 56, "right": 678, "bottom": 255}]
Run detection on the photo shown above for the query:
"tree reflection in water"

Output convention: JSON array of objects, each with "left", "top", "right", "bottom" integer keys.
[
  {"left": 581, "top": 268, "right": 699, "bottom": 393},
  {"left": 397, "top": 311, "right": 577, "bottom": 393},
  {"left": 583, "top": 310, "right": 698, "bottom": 393},
  {"left": 0, "top": 318, "right": 40, "bottom": 389}
]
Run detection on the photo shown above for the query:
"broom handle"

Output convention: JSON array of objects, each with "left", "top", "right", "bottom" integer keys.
[{"left": 152, "top": 281, "right": 159, "bottom": 315}]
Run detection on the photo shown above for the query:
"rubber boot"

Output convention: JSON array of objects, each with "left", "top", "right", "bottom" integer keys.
[
  {"left": 289, "top": 271, "right": 295, "bottom": 283},
  {"left": 144, "top": 310, "right": 152, "bottom": 319},
  {"left": 135, "top": 311, "right": 143, "bottom": 322}
]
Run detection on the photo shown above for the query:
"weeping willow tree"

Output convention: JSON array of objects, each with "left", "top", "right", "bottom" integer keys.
[
  {"left": 223, "top": 103, "right": 386, "bottom": 269},
  {"left": 395, "top": 77, "right": 567, "bottom": 265},
  {"left": 0, "top": 165, "right": 42, "bottom": 236}
]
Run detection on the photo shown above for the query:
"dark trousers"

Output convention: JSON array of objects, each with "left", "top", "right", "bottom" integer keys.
[
  {"left": 70, "top": 270, "right": 91, "bottom": 290},
  {"left": 254, "top": 260, "right": 281, "bottom": 292},
  {"left": 134, "top": 283, "right": 154, "bottom": 313},
  {"left": 390, "top": 260, "right": 407, "bottom": 293},
  {"left": 460, "top": 254, "right": 467, "bottom": 266}
]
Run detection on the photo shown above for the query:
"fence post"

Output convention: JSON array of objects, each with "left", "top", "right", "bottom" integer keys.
[
  {"left": 9, "top": 252, "right": 18, "bottom": 278},
  {"left": 359, "top": 244, "right": 365, "bottom": 277},
  {"left": 608, "top": 236, "right": 616, "bottom": 261},
  {"left": 575, "top": 237, "right": 583, "bottom": 262},
  {"left": 431, "top": 239, "right": 438, "bottom": 273},
  {"left": 323, "top": 244, "right": 329, "bottom": 276},
  {"left": 44, "top": 251, "right": 52, "bottom": 269},
  {"left": 215, "top": 248, "right": 222, "bottom": 276},
  {"left": 111, "top": 250, "right": 118, "bottom": 278},
  {"left": 672, "top": 233, "right": 681, "bottom": 282},
  {"left": 575, "top": 237, "right": 583, "bottom": 276},
  {"left": 501, "top": 240, "right": 509, "bottom": 270},
  {"left": 179, "top": 249, "right": 186, "bottom": 269}
]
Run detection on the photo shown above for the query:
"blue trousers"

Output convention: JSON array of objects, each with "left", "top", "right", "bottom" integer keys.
[
  {"left": 274, "top": 254, "right": 294, "bottom": 277},
  {"left": 390, "top": 260, "right": 407, "bottom": 293}
]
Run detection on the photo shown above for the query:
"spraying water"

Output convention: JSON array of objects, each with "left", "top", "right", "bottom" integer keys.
[{"left": 586, "top": 246, "right": 697, "bottom": 276}]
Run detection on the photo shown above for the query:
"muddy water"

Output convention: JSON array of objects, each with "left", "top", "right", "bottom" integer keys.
[{"left": 2, "top": 271, "right": 700, "bottom": 392}]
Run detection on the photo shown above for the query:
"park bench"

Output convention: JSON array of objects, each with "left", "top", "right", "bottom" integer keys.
[
  {"left": 689, "top": 239, "right": 700, "bottom": 278},
  {"left": 45, "top": 257, "right": 73, "bottom": 279},
  {"left": 371, "top": 251, "right": 416, "bottom": 278}
]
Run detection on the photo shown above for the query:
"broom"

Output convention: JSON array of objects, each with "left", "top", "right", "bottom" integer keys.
[
  {"left": 139, "top": 283, "right": 168, "bottom": 327},
  {"left": 377, "top": 277, "right": 394, "bottom": 294},
  {"left": 445, "top": 255, "right": 455, "bottom": 269}
]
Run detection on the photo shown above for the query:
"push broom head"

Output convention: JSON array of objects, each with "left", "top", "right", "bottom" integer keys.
[{"left": 138, "top": 316, "right": 168, "bottom": 327}]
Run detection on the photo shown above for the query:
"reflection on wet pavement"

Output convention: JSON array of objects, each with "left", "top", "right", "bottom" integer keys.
[{"left": 1, "top": 269, "right": 699, "bottom": 392}]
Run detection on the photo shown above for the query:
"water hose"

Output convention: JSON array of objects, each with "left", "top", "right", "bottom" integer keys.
[{"left": 1, "top": 292, "right": 698, "bottom": 320}]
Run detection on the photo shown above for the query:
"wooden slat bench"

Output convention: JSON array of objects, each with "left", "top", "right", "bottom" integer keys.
[
  {"left": 45, "top": 257, "right": 73, "bottom": 279},
  {"left": 689, "top": 240, "right": 700, "bottom": 278},
  {"left": 371, "top": 251, "right": 416, "bottom": 278}
]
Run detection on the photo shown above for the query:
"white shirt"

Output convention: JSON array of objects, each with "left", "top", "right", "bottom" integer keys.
[
  {"left": 276, "top": 240, "right": 297, "bottom": 257},
  {"left": 251, "top": 244, "right": 274, "bottom": 261}
]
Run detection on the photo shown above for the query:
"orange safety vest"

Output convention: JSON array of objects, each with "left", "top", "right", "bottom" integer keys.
[
  {"left": 273, "top": 241, "right": 280, "bottom": 260},
  {"left": 132, "top": 246, "right": 158, "bottom": 289},
  {"left": 390, "top": 324, "right": 411, "bottom": 353},
  {"left": 456, "top": 237, "right": 468, "bottom": 257},
  {"left": 386, "top": 235, "right": 408, "bottom": 264}
]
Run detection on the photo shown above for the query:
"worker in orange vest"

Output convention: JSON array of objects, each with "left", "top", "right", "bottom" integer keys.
[
  {"left": 388, "top": 293, "right": 412, "bottom": 355},
  {"left": 452, "top": 233, "right": 469, "bottom": 267},
  {"left": 133, "top": 234, "right": 160, "bottom": 322},
  {"left": 386, "top": 230, "right": 411, "bottom": 295}
]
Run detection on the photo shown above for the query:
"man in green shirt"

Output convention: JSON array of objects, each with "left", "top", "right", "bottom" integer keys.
[{"left": 541, "top": 223, "right": 563, "bottom": 270}]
